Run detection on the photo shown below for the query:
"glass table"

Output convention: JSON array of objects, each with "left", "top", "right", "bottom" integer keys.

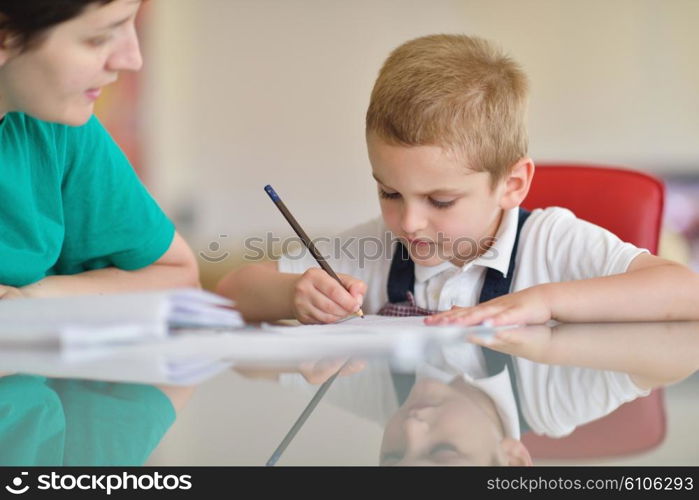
[{"left": 2, "top": 320, "right": 698, "bottom": 466}]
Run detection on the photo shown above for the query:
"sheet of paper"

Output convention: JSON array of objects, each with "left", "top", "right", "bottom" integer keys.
[
  {"left": 262, "top": 314, "right": 428, "bottom": 331},
  {"left": 261, "top": 314, "right": 502, "bottom": 337}
]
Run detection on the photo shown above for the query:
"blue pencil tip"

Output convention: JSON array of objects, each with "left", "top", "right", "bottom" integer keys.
[{"left": 264, "top": 185, "right": 281, "bottom": 202}]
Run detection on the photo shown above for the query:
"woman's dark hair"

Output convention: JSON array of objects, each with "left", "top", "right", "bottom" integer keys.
[{"left": 0, "top": 0, "right": 115, "bottom": 49}]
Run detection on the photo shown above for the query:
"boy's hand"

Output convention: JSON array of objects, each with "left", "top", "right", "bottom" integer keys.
[
  {"left": 297, "top": 357, "right": 367, "bottom": 384},
  {"left": 233, "top": 357, "right": 367, "bottom": 384},
  {"left": 424, "top": 285, "right": 553, "bottom": 327},
  {"left": 466, "top": 325, "right": 553, "bottom": 364},
  {"left": 0, "top": 286, "right": 25, "bottom": 300},
  {"left": 292, "top": 268, "right": 366, "bottom": 324}
]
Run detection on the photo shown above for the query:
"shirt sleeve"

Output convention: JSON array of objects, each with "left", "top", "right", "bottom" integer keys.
[
  {"left": 47, "top": 379, "right": 176, "bottom": 466},
  {"left": 53, "top": 115, "right": 175, "bottom": 275},
  {"left": 526, "top": 207, "right": 649, "bottom": 282},
  {"left": 277, "top": 217, "right": 393, "bottom": 314},
  {"left": 516, "top": 359, "right": 651, "bottom": 438},
  {"left": 278, "top": 360, "right": 399, "bottom": 426},
  {"left": 0, "top": 375, "right": 66, "bottom": 466},
  {"left": 277, "top": 217, "right": 389, "bottom": 275}
]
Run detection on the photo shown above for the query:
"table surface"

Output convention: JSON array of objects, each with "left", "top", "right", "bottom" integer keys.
[{"left": 3, "top": 320, "right": 699, "bottom": 466}]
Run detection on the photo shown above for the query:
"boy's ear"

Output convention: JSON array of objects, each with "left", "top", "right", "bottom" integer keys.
[
  {"left": 500, "top": 437, "right": 533, "bottom": 466},
  {"left": 498, "top": 158, "right": 535, "bottom": 210}
]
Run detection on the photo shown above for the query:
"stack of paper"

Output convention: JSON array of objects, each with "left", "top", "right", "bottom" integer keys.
[{"left": 0, "top": 288, "right": 244, "bottom": 347}]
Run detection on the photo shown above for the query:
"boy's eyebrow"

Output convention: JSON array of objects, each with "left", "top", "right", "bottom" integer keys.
[
  {"left": 423, "top": 188, "right": 465, "bottom": 196},
  {"left": 372, "top": 173, "right": 465, "bottom": 196},
  {"left": 372, "top": 173, "right": 386, "bottom": 185}
]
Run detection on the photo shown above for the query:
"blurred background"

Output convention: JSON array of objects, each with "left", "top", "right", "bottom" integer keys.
[
  {"left": 94, "top": 0, "right": 699, "bottom": 464},
  {"left": 96, "top": 0, "right": 699, "bottom": 289}
]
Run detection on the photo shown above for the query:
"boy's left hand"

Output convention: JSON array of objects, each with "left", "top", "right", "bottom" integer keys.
[
  {"left": 233, "top": 357, "right": 367, "bottom": 385},
  {"left": 424, "top": 285, "right": 553, "bottom": 327},
  {"left": 465, "top": 325, "right": 554, "bottom": 364}
]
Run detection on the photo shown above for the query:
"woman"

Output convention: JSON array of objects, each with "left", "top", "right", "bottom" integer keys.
[{"left": 0, "top": 0, "right": 198, "bottom": 465}]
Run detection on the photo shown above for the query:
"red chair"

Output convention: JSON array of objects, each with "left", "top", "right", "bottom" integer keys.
[{"left": 520, "top": 164, "right": 667, "bottom": 459}]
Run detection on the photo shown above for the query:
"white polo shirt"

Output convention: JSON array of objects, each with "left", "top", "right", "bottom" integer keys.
[
  {"left": 278, "top": 207, "right": 651, "bottom": 440},
  {"left": 415, "top": 350, "right": 650, "bottom": 439},
  {"left": 278, "top": 206, "right": 649, "bottom": 313}
]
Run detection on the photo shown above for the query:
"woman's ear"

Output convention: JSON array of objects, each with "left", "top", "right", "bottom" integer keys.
[
  {"left": 0, "top": 28, "right": 21, "bottom": 67},
  {"left": 498, "top": 158, "right": 535, "bottom": 211},
  {"left": 0, "top": 31, "right": 9, "bottom": 66}
]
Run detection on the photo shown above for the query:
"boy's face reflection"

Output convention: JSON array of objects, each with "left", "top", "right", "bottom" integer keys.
[{"left": 380, "top": 377, "right": 531, "bottom": 466}]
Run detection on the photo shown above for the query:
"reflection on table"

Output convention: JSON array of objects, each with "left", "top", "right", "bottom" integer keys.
[{"left": 2, "top": 321, "right": 699, "bottom": 465}]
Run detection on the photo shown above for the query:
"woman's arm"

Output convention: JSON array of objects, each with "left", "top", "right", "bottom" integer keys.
[{"left": 19, "top": 232, "right": 200, "bottom": 298}]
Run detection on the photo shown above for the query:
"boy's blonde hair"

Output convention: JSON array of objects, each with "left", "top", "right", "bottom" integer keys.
[{"left": 366, "top": 34, "right": 529, "bottom": 186}]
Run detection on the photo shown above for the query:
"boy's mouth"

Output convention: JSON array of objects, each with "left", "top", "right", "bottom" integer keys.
[
  {"left": 403, "top": 237, "right": 439, "bottom": 260},
  {"left": 406, "top": 237, "right": 433, "bottom": 245},
  {"left": 407, "top": 401, "right": 439, "bottom": 412}
]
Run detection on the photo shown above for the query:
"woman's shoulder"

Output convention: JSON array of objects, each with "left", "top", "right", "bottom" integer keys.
[
  {"left": 2, "top": 111, "right": 56, "bottom": 136},
  {"left": 5, "top": 112, "right": 105, "bottom": 135},
  {"left": 2, "top": 112, "right": 105, "bottom": 146}
]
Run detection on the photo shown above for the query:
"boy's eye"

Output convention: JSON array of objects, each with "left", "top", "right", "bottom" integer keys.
[
  {"left": 380, "top": 451, "right": 403, "bottom": 464},
  {"left": 431, "top": 443, "right": 459, "bottom": 458},
  {"left": 429, "top": 198, "right": 456, "bottom": 209},
  {"left": 379, "top": 188, "right": 401, "bottom": 200}
]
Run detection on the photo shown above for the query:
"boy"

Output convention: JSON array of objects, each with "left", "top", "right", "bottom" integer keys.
[{"left": 217, "top": 34, "right": 699, "bottom": 326}]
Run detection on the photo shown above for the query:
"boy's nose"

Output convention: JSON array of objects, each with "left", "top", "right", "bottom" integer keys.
[
  {"left": 400, "top": 204, "right": 426, "bottom": 235},
  {"left": 401, "top": 417, "right": 430, "bottom": 457},
  {"left": 408, "top": 407, "right": 434, "bottom": 420}
]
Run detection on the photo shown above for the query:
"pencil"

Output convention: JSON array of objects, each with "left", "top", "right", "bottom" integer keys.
[
  {"left": 264, "top": 184, "right": 365, "bottom": 319},
  {"left": 265, "top": 362, "right": 348, "bottom": 466}
]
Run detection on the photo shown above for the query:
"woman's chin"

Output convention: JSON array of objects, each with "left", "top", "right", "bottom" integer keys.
[
  {"left": 62, "top": 108, "right": 94, "bottom": 127},
  {"left": 42, "top": 104, "right": 94, "bottom": 127}
]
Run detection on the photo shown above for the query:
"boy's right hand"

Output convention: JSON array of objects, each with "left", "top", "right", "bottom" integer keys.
[
  {"left": 233, "top": 357, "right": 367, "bottom": 384},
  {"left": 298, "top": 358, "right": 367, "bottom": 384},
  {"left": 292, "top": 268, "right": 367, "bottom": 324}
]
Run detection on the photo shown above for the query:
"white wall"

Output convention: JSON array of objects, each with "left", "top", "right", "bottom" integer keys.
[
  {"left": 467, "top": 0, "right": 699, "bottom": 170},
  {"left": 138, "top": 1, "right": 699, "bottom": 465},
  {"left": 142, "top": 0, "right": 699, "bottom": 255}
]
